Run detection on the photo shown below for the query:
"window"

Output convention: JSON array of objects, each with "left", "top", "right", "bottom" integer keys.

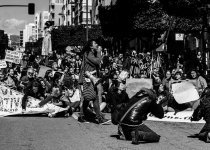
[
  {"left": 56, "top": 0, "right": 59, "bottom": 3},
  {"left": 68, "top": 10, "right": 70, "bottom": 15},
  {"left": 44, "top": 16, "right": 48, "bottom": 19},
  {"left": 51, "top": 13, "right": 55, "bottom": 19},
  {"left": 68, "top": 21, "right": 70, "bottom": 26},
  {"left": 51, "top": 5, "right": 55, "bottom": 10}
]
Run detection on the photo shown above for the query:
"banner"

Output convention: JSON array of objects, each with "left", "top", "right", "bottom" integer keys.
[
  {"left": 126, "top": 78, "right": 153, "bottom": 98},
  {"left": 0, "top": 85, "right": 66, "bottom": 117},
  {"left": 171, "top": 80, "right": 199, "bottom": 104},
  {"left": 148, "top": 111, "right": 205, "bottom": 124},
  {"left": 5, "top": 50, "right": 22, "bottom": 64},
  {"left": 0, "top": 60, "right": 7, "bottom": 69}
]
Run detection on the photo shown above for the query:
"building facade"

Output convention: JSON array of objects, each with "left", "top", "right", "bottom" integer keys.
[
  {"left": 60, "top": 0, "right": 76, "bottom": 26},
  {"left": 34, "top": 11, "right": 50, "bottom": 40},
  {"left": 92, "top": 0, "right": 112, "bottom": 25},
  {"left": 73, "top": 0, "right": 92, "bottom": 25},
  {"left": 19, "top": 31, "right": 23, "bottom": 47},
  {"left": 49, "top": 0, "right": 63, "bottom": 26},
  {"left": 23, "top": 23, "right": 36, "bottom": 47}
]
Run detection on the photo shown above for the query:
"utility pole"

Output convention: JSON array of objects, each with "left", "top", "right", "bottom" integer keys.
[{"left": 86, "top": 0, "right": 89, "bottom": 42}]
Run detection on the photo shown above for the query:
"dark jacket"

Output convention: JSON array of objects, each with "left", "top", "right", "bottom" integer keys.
[{"left": 111, "top": 88, "right": 164, "bottom": 125}]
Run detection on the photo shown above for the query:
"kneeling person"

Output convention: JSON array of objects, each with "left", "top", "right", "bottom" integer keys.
[{"left": 112, "top": 88, "right": 164, "bottom": 144}]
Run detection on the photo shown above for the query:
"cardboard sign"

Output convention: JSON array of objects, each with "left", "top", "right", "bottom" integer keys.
[
  {"left": 126, "top": 78, "right": 153, "bottom": 98},
  {"left": 38, "top": 65, "right": 51, "bottom": 78},
  {"left": 5, "top": 50, "right": 22, "bottom": 64},
  {"left": 172, "top": 81, "right": 199, "bottom": 104},
  {"left": 0, "top": 85, "right": 66, "bottom": 117},
  {"left": 175, "top": 33, "right": 184, "bottom": 41},
  {"left": 0, "top": 60, "right": 7, "bottom": 69}
]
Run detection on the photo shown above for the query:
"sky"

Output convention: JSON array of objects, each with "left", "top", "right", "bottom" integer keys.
[{"left": 0, "top": 0, "right": 49, "bottom": 35}]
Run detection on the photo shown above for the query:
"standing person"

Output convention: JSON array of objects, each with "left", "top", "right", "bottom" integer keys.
[
  {"left": 5, "top": 68, "right": 18, "bottom": 89},
  {"left": 42, "top": 21, "right": 53, "bottom": 66},
  {"left": 78, "top": 40, "right": 110, "bottom": 124}
]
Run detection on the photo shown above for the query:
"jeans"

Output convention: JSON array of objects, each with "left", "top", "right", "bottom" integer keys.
[{"left": 119, "top": 123, "right": 160, "bottom": 142}]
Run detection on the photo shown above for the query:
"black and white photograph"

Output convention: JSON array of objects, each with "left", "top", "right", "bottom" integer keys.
[{"left": 0, "top": 0, "right": 210, "bottom": 150}]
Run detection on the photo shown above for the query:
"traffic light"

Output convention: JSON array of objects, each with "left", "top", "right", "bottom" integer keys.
[{"left": 28, "top": 3, "right": 35, "bottom": 15}]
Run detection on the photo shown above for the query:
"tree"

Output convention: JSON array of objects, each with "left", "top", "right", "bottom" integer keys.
[
  {"left": 51, "top": 25, "right": 103, "bottom": 52},
  {"left": 159, "top": 0, "right": 206, "bottom": 18}
]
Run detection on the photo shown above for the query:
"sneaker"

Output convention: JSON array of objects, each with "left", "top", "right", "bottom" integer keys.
[
  {"left": 97, "top": 116, "right": 111, "bottom": 125},
  {"left": 206, "top": 132, "right": 210, "bottom": 143},
  {"left": 131, "top": 130, "right": 139, "bottom": 145}
]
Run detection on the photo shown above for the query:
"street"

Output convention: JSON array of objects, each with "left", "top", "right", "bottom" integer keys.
[{"left": 0, "top": 114, "right": 210, "bottom": 150}]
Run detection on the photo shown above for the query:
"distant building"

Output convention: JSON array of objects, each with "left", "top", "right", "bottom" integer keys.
[
  {"left": 60, "top": 0, "right": 75, "bottom": 26},
  {"left": 34, "top": 11, "right": 50, "bottom": 40},
  {"left": 49, "top": 0, "right": 63, "bottom": 26},
  {"left": 20, "top": 31, "right": 23, "bottom": 47},
  {"left": 23, "top": 23, "right": 36, "bottom": 47},
  {"left": 92, "top": 0, "right": 112, "bottom": 25},
  {"left": 74, "top": 0, "right": 92, "bottom": 25}
]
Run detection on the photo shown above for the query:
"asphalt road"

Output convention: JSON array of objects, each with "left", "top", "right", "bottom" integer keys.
[{"left": 0, "top": 115, "right": 210, "bottom": 150}]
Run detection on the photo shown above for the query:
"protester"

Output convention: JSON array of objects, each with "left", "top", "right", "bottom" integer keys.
[
  {"left": 78, "top": 40, "right": 110, "bottom": 124},
  {"left": 189, "top": 69, "right": 207, "bottom": 95},
  {"left": 111, "top": 88, "right": 164, "bottom": 144}
]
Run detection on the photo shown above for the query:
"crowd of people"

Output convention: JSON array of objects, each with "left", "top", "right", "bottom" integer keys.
[{"left": 1, "top": 38, "right": 210, "bottom": 143}]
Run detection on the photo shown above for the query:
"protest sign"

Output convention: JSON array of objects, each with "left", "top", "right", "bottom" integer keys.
[
  {"left": 5, "top": 50, "right": 22, "bottom": 64},
  {"left": 148, "top": 111, "right": 205, "bottom": 123},
  {"left": 172, "top": 80, "right": 199, "bottom": 104},
  {"left": 126, "top": 78, "right": 153, "bottom": 98},
  {"left": 0, "top": 85, "right": 66, "bottom": 117},
  {"left": 0, "top": 60, "right": 7, "bottom": 69},
  {"left": 38, "top": 65, "right": 51, "bottom": 78}
]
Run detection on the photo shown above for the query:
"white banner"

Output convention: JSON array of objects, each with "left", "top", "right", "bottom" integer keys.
[
  {"left": 148, "top": 111, "right": 204, "bottom": 123},
  {"left": 5, "top": 50, "right": 22, "bottom": 64},
  {"left": 0, "top": 85, "right": 66, "bottom": 117},
  {"left": 0, "top": 60, "right": 7, "bottom": 69},
  {"left": 172, "top": 80, "right": 199, "bottom": 104},
  {"left": 126, "top": 78, "right": 153, "bottom": 98}
]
